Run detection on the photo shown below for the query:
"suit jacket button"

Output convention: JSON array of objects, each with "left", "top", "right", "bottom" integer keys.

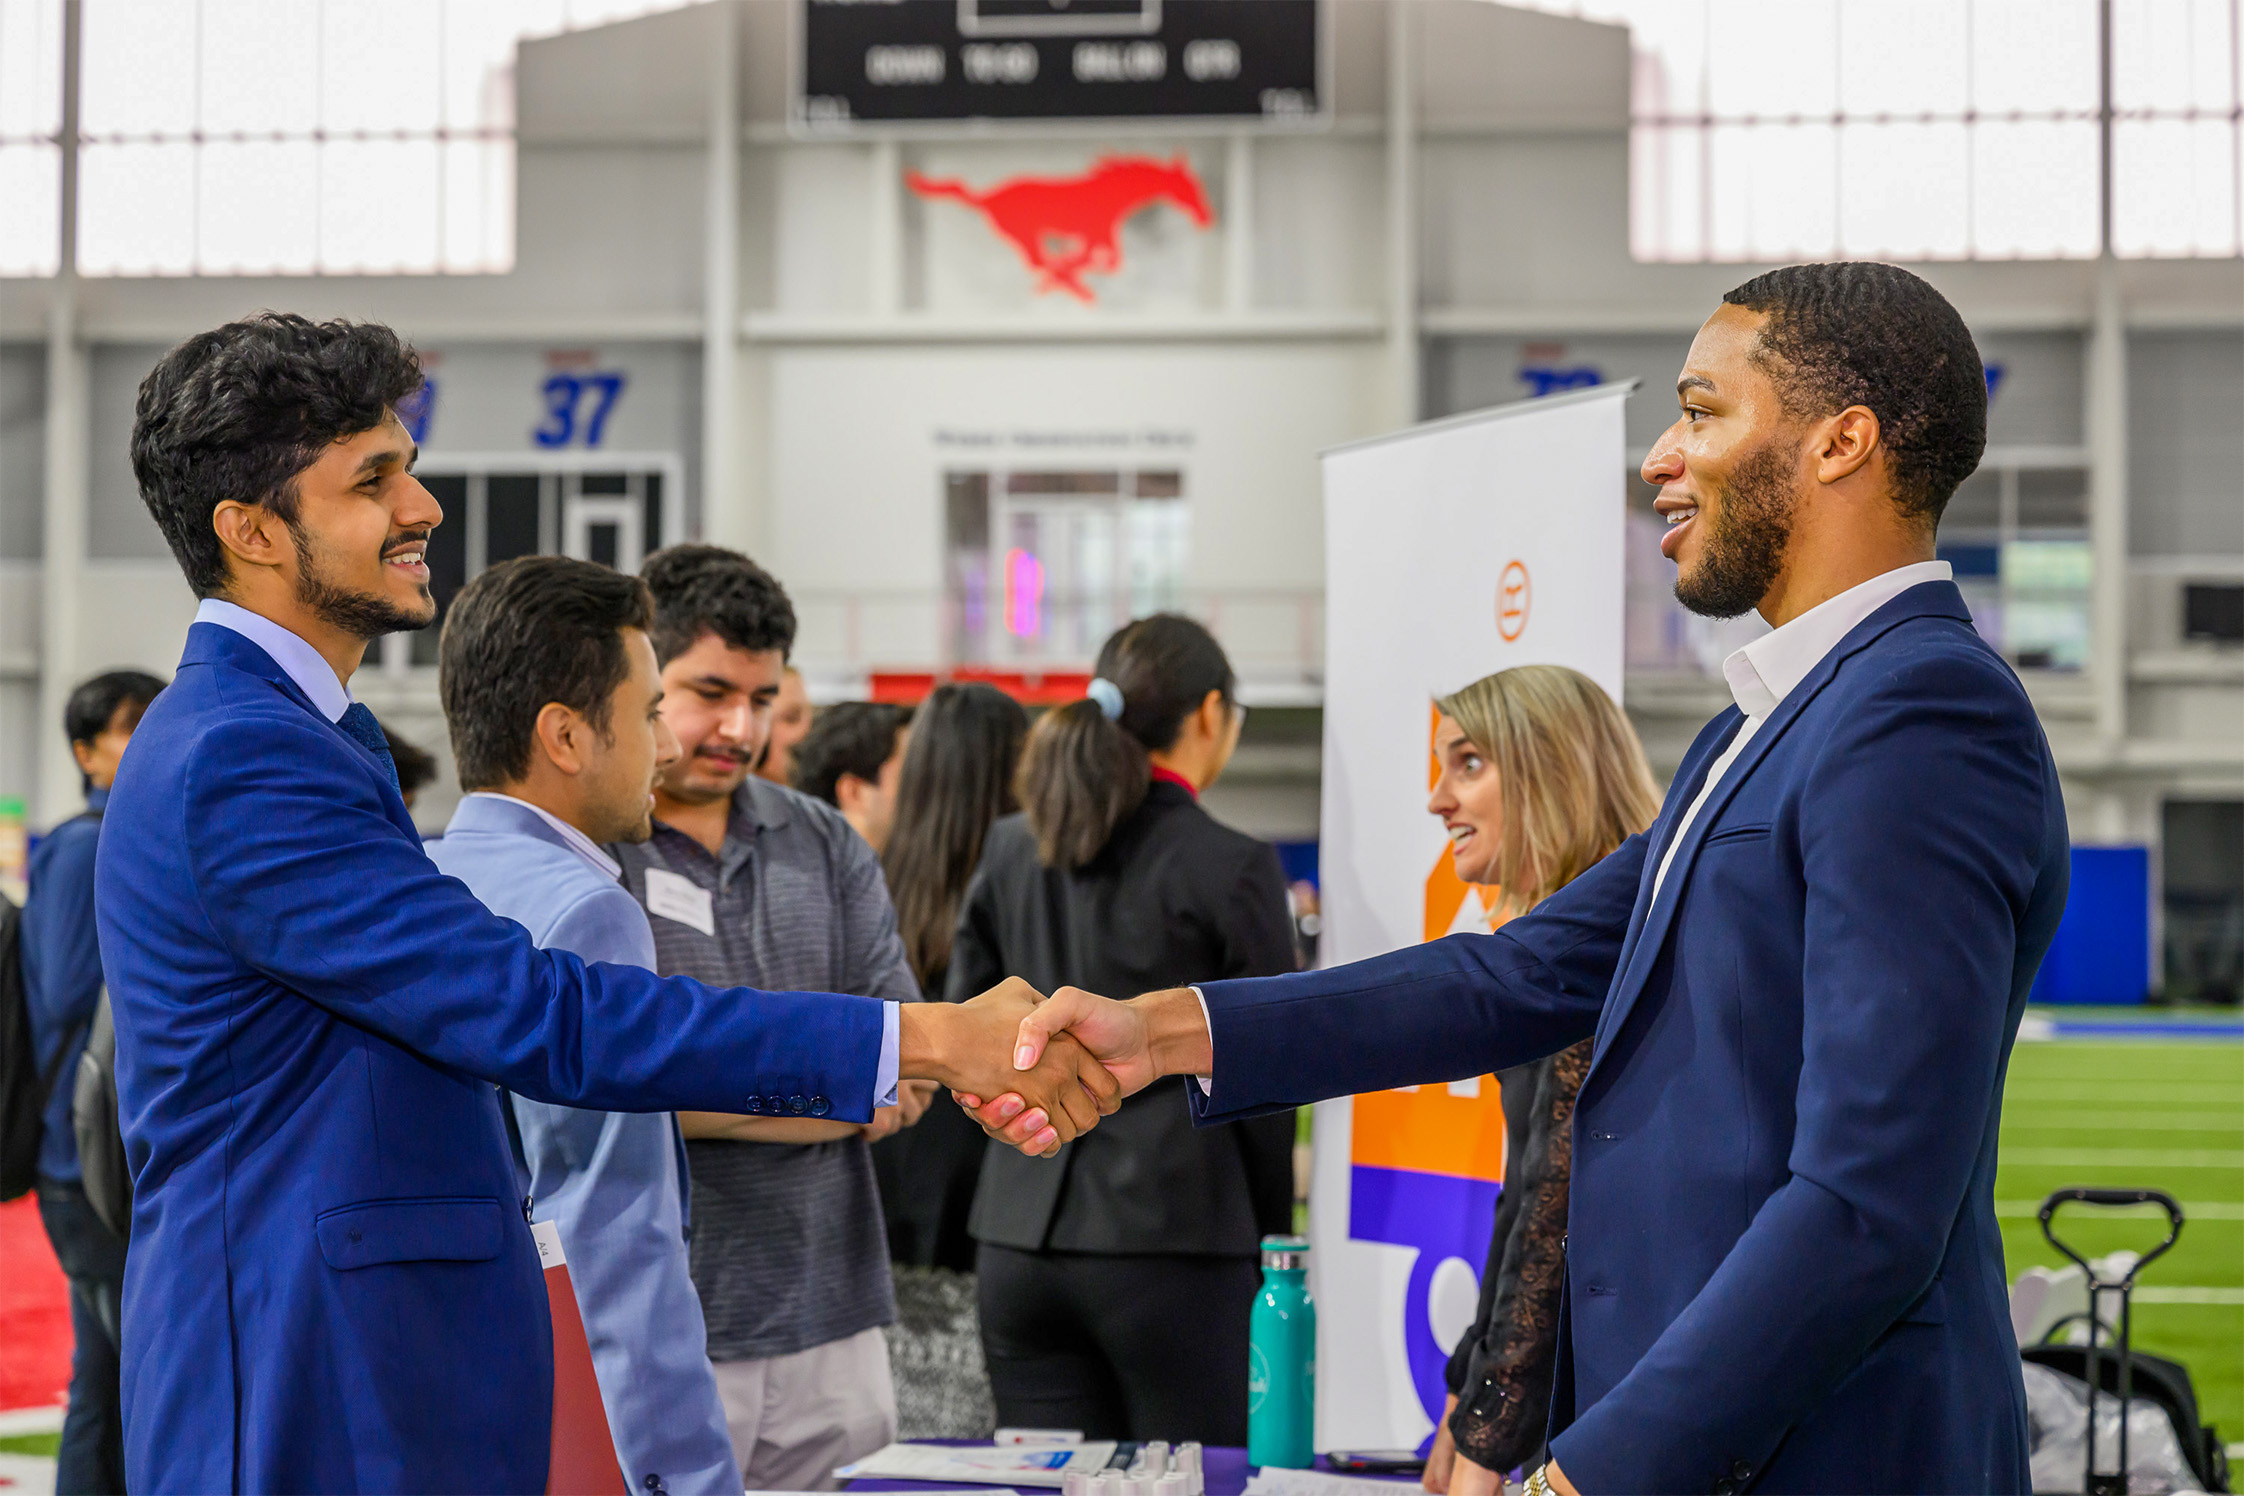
[
  {"left": 1732, "top": 1460, "right": 1752, "bottom": 1479},
  {"left": 744, "top": 1096, "right": 762, "bottom": 1114},
  {"left": 788, "top": 1094, "right": 808, "bottom": 1115},
  {"left": 1713, "top": 1482, "right": 1736, "bottom": 1496},
  {"left": 810, "top": 1096, "right": 831, "bottom": 1116},
  {"left": 348, "top": 1228, "right": 362, "bottom": 1244}
]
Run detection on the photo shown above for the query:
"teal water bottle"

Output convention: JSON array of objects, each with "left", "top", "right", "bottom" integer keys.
[{"left": 1248, "top": 1234, "right": 1315, "bottom": 1469}]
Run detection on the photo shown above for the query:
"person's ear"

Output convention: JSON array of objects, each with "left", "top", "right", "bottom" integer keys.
[
  {"left": 1812, "top": 405, "right": 1880, "bottom": 487},
  {"left": 533, "top": 701, "right": 588, "bottom": 777},
  {"left": 211, "top": 500, "right": 291, "bottom": 576},
  {"left": 836, "top": 772, "right": 872, "bottom": 817},
  {"left": 1197, "top": 688, "right": 1229, "bottom": 741},
  {"left": 69, "top": 739, "right": 99, "bottom": 777}
]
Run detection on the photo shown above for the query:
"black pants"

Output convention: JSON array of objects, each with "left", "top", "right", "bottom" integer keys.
[
  {"left": 36, "top": 1178, "right": 128, "bottom": 1496},
  {"left": 977, "top": 1243, "right": 1257, "bottom": 1445}
]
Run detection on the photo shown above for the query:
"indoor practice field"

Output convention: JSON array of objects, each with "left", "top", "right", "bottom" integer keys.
[{"left": 1996, "top": 1023, "right": 2244, "bottom": 1451}]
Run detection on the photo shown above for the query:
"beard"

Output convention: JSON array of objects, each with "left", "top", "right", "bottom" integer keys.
[
  {"left": 1674, "top": 434, "right": 1801, "bottom": 619},
  {"left": 291, "top": 523, "right": 435, "bottom": 641}
]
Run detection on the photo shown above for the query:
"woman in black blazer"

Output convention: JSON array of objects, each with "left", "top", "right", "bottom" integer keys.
[{"left": 946, "top": 614, "right": 1297, "bottom": 1445}]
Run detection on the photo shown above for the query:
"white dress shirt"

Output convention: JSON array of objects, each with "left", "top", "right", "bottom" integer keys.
[
  {"left": 1650, "top": 560, "right": 1953, "bottom": 901},
  {"left": 194, "top": 597, "right": 354, "bottom": 722}
]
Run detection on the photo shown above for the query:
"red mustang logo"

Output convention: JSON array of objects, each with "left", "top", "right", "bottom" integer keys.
[{"left": 907, "top": 154, "right": 1213, "bottom": 302}]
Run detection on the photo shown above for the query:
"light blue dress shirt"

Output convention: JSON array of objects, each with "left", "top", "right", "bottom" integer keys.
[{"left": 428, "top": 793, "right": 742, "bottom": 1496}]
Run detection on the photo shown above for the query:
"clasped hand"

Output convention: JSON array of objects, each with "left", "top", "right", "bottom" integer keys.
[
  {"left": 906, "top": 979, "right": 1124, "bottom": 1157},
  {"left": 949, "top": 984, "right": 1195, "bottom": 1152}
]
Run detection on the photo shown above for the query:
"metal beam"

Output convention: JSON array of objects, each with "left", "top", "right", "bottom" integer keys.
[{"left": 36, "top": 0, "right": 85, "bottom": 827}]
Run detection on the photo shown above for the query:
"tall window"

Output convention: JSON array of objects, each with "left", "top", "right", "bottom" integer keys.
[
  {"left": 0, "top": 0, "right": 698, "bottom": 278},
  {"left": 0, "top": 0, "right": 64, "bottom": 274},
  {"left": 1519, "top": 0, "right": 2243, "bottom": 262}
]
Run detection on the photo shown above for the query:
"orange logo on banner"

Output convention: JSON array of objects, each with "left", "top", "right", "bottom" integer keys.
[
  {"left": 1497, "top": 560, "right": 1531, "bottom": 641},
  {"left": 1349, "top": 706, "right": 1512, "bottom": 1183}
]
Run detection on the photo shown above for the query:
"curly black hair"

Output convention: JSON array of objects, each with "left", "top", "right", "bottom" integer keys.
[
  {"left": 639, "top": 543, "right": 797, "bottom": 667},
  {"left": 1722, "top": 262, "right": 1986, "bottom": 525},
  {"left": 130, "top": 313, "right": 425, "bottom": 598}
]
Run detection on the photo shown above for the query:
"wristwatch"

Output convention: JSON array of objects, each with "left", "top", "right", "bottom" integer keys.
[{"left": 1524, "top": 1467, "right": 1552, "bottom": 1496}]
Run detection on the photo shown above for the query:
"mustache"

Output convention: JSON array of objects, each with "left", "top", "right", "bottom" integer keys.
[{"left": 380, "top": 527, "right": 433, "bottom": 558}]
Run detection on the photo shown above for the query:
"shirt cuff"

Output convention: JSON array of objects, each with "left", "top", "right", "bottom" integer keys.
[
  {"left": 875, "top": 1002, "right": 901, "bottom": 1109},
  {"left": 1192, "top": 985, "right": 1214, "bottom": 1096}
]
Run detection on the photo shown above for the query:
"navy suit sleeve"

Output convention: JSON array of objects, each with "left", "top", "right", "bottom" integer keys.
[
  {"left": 22, "top": 822, "right": 105, "bottom": 1063},
  {"left": 1186, "top": 830, "right": 1646, "bottom": 1122},
  {"left": 1550, "top": 652, "right": 2050, "bottom": 1494},
  {"left": 180, "top": 712, "right": 886, "bottom": 1120}
]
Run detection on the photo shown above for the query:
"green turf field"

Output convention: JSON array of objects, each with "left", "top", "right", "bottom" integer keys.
[{"left": 1998, "top": 1024, "right": 2244, "bottom": 1448}]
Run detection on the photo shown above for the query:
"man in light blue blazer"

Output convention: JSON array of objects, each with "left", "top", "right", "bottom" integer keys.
[
  {"left": 978, "top": 265, "right": 2069, "bottom": 1495},
  {"left": 425, "top": 555, "right": 739, "bottom": 1496},
  {"left": 99, "top": 314, "right": 1117, "bottom": 1494}
]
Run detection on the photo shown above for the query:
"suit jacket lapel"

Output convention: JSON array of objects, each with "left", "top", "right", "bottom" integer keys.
[
  {"left": 1597, "top": 711, "right": 1741, "bottom": 1029},
  {"left": 183, "top": 622, "right": 329, "bottom": 724},
  {"left": 1588, "top": 579, "right": 1978, "bottom": 1071}
]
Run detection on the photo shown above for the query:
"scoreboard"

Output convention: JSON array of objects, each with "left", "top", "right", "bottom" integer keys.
[{"left": 797, "top": 0, "right": 1325, "bottom": 130}]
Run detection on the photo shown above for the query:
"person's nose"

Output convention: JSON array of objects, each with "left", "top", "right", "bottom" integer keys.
[
  {"left": 719, "top": 701, "right": 754, "bottom": 744},
  {"left": 397, "top": 474, "right": 443, "bottom": 533},
  {"left": 1428, "top": 775, "right": 1456, "bottom": 818},
  {"left": 654, "top": 716, "right": 682, "bottom": 771},
  {"left": 1642, "top": 425, "right": 1686, "bottom": 488}
]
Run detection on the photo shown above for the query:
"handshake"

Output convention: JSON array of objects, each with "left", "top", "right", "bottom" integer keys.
[{"left": 895, "top": 979, "right": 1215, "bottom": 1157}]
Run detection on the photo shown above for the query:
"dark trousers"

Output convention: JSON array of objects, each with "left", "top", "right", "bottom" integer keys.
[
  {"left": 977, "top": 1243, "right": 1258, "bottom": 1446},
  {"left": 36, "top": 1178, "right": 128, "bottom": 1496}
]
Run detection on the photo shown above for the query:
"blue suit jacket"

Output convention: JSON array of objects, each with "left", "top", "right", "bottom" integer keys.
[
  {"left": 95, "top": 623, "right": 885, "bottom": 1495},
  {"left": 425, "top": 795, "right": 741, "bottom": 1496},
  {"left": 1193, "top": 582, "right": 2067, "bottom": 1494}
]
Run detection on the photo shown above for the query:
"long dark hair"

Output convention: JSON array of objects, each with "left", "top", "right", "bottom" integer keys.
[
  {"left": 1018, "top": 613, "right": 1235, "bottom": 870},
  {"left": 879, "top": 683, "right": 1030, "bottom": 990}
]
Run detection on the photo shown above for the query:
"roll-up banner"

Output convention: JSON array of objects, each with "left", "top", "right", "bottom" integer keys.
[{"left": 1310, "top": 383, "right": 1634, "bottom": 1452}]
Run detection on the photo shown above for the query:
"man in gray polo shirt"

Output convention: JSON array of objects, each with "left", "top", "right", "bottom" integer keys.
[{"left": 615, "top": 545, "right": 934, "bottom": 1490}]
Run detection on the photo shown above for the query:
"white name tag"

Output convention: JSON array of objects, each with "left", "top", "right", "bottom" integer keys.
[
  {"left": 643, "top": 866, "right": 716, "bottom": 936},
  {"left": 531, "top": 1217, "right": 566, "bottom": 1269}
]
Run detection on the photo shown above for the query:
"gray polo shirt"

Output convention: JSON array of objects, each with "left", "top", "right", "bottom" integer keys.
[{"left": 612, "top": 776, "right": 920, "bottom": 1362}]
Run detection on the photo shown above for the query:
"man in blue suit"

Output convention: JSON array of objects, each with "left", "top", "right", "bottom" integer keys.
[
  {"left": 978, "top": 264, "right": 2069, "bottom": 1494},
  {"left": 424, "top": 554, "right": 741, "bottom": 1496},
  {"left": 98, "top": 313, "right": 1116, "bottom": 1493}
]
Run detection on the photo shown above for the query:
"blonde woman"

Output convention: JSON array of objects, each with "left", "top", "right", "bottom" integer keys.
[{"left": 1418, "top": 666, "right": 1659, "bottom": 1496}]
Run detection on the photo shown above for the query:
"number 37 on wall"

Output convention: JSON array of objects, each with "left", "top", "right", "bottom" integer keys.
[{"left": 533, "top": 371, "right": 628, "bottom": 448}]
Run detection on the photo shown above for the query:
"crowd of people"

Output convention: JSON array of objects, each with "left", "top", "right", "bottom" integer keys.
[
  {"left": 13, "top": 260, "right": 2070, "bottom": 1496},
  {"left": 19, "top": 492, "right": 1629, "bottom": 1494}
]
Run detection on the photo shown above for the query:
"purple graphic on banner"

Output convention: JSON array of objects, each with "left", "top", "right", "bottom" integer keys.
[{"left": 1349, "top": 1164, "right": 1503, "bottom": 1445}]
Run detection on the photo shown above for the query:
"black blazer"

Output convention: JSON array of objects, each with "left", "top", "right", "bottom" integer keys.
[{"left": 947, "top": 781, "right": 1298, "bottom": 1256}]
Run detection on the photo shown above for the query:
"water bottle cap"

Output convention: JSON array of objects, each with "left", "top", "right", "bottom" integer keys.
[{"left": 1260, "top": 1233, "right": 1310, "bottom": 1269}]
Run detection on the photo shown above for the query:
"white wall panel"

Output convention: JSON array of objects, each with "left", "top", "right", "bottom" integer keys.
[{"left": 765, "top": 341, "right": 1376, "bottom": 668}]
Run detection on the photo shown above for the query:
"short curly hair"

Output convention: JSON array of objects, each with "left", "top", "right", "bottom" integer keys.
[
  {"left": 639, "top": 543, "right": 797, "bottom": 666},
  {"left": 1723, "top": 262, "right": 1986, "bottom": 525},
  {"left": 131, "top": 313, "right": 424, "bottom": 597}
]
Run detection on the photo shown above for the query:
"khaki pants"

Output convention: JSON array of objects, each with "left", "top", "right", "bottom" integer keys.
[{"left": 710, "top": 1327, "right": 898, "bottom": 1491}]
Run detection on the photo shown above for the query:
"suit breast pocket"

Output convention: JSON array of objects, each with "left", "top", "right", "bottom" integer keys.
[
  {"left": 1701, "top": 822, "right": 1773, "bottom": 848},
  {"left": 315, "top": 1196, "right": 508, "bottom": 1271}
]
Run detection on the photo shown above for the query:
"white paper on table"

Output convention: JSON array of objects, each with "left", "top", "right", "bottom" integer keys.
[
  {"left": 1241, "top": 1471, "right": 1415, "bottom": 1496},
  {"left": 836, "top": 1442, "right": 1121, "bottom": 1489}
]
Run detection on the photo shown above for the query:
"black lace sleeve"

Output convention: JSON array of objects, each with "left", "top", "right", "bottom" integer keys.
[{"left": 1447, "top": 1038, "right": 1592, "bottom": 1474}]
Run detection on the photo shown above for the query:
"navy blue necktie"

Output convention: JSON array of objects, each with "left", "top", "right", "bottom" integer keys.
[{"left": 337, "top": 702, "right": 400, "bottom": 792}]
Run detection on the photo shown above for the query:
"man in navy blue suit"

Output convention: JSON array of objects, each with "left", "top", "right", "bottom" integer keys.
[
  {"left": 974, "top": 264, "right": 2069, "bottom": 1495},
  {"left": 97, "top": 313, "right": 1116, "bottom": 1494}
]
